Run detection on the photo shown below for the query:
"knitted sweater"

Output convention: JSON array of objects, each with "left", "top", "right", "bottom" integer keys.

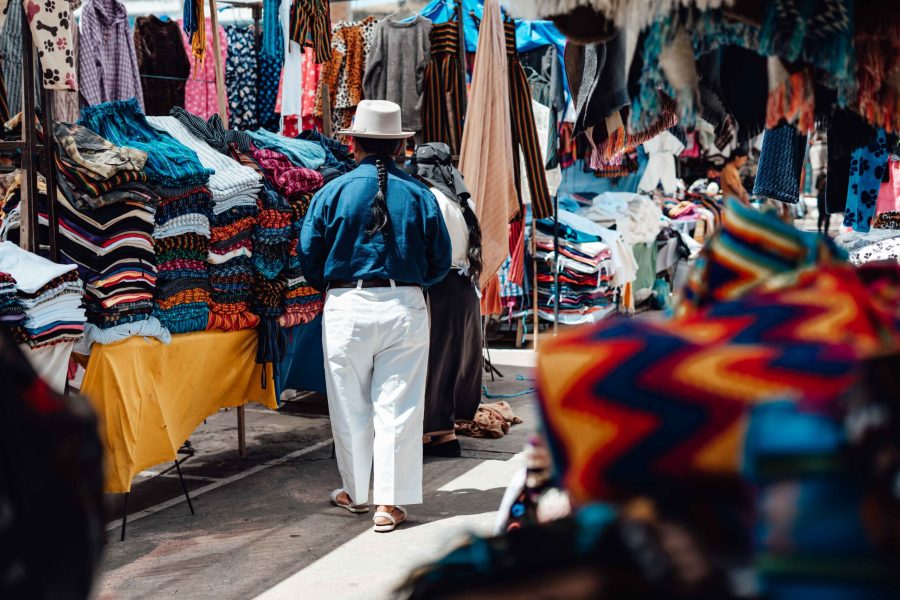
[{"left": 362, "top": 15, "right": 432, "bottom": 132}]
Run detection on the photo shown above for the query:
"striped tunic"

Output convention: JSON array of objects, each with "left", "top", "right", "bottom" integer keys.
[{"left": 289, "top": 0, "right": 332, "bottom": 64}]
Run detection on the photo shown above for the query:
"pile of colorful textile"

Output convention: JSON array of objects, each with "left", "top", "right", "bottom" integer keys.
[
  {"left": 152, "top": 217, "right": 212, "bottom": 335},
  {"left": 0, "top": 242, "right": 86, "bottom": 348},
  {"left": 55, "top": 186, "right": 166, "bottom": 345},
  {"left": 0, "top": 271, "right": 23, "bottom": 326},
  {"left": 51, "top": 121, "right": 152, "bottom": 212},
  {"left": 147, "top": 115, "right": 263, "bottom": 331},
  {"left": 79, "top": 100, "right": 216, "bottom": 335},
  {"left": 533, "top": 202, "right": 900, "bottom": 597}
]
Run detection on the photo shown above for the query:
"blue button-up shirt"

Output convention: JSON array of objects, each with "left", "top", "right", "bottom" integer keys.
[{"left": 299, "top": 156, "right": 452, "bottom": 291}]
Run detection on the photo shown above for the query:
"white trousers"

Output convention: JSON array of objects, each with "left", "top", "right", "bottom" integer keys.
[{"left": 322, "top": 284, "right": 429, "bottom": 506}]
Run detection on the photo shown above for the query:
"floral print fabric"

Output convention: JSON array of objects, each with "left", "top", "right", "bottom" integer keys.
[
  {"left": 224, "top": 25, "right": 258, "bottom": 129},
  {"left": 843, "top": 128, "right": 890, "bottom": 233}
]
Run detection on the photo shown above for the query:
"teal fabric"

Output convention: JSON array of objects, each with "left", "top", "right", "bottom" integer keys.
[{"left": 79, "top": 98, "right": 213, "bottom": 187}]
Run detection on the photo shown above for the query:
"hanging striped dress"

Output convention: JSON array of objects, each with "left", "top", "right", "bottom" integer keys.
[
  {"left": 504, "top": 19, "right": 552, "bottom": 220},
  {"left": 289, "top": 0, "right": 332, "bottom": 64},
  {"left": 421, "top": 18, "right": 467, "bottom": 156}
]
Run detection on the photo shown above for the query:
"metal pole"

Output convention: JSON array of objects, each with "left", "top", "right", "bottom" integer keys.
[
  {"left": 455, "top": 0, "right": 468, "bottom": 118},
  {"left": 237, "top": 405, "right": 246, "bottom": 456},
  {"left": 552, "top": 191, "right": 559, "bottom": 335},
  {"left": 41, "top": 88, "right": 59, "bottom": 262}
]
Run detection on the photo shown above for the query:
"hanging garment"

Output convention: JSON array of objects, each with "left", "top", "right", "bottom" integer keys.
[
  {"left": 133, "top": 15, "right": 190, "bottom": 116},
  {"left": 277, "top": 0, "right": 302, "bottom": 130},
  {"left": 0, "top": 0, "right": 78, "bottom": 91},
  {"left": 459, "top": 0, "right": 518, "bottom": 288},
  {"left": 637, "top": 131, "right": 685, "bottom": 195},
  {"left": 421, "top": 18, "right": 467, "bottom": 155},
  {"left": 843, "top": 129, "right": 890, "bottom": 233},
  {"left": 300, "top": 47, "right": 321, "bottom": 130},
  {"left": 504, "top": 19, "right": 553, "bottom": 220},
  {"left": 362, "top": 14, "right": 432, "bottom": 132},
  {"left": 289, "top": 0, "right": 331, "bottom": 64},
  {"left": 224, "top": 25, "right": 259, "bottom": 129},
  {"left": 52, "top": 1, "right": 81, "bottom": 122},
  {"left": 322, "top": 285, "right": 429, "bottom": 506},
  {"left": 876, "top": 159, "right": 900, "bottom": 215},
  {"left": 753, "top": 123, "right": 809, "bottom": 204},
  {"left": 78, "top": 0, "right": 144, "bottom": 109},
  {"left": 178, "top": 18, "right": 228, "bottom": 121},
  {"left": 0, "top": 2, "right": 40, "bottom": 116},
  {"left": 257, "top": 26, "right": 283, "bottom": 131},
  {"left": 317, "top": 17, "right": 378, "bottom": 135},
  {"left": 572, "top": 30, "right": 629, "bottom": 136}
]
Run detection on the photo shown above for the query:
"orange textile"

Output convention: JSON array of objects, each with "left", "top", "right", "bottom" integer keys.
[
  {"left": 80, "top": 330, "right": 277, "bottom": 492},
  {"left": 458, "top": 0, "right": 518, "bottom": 288}
]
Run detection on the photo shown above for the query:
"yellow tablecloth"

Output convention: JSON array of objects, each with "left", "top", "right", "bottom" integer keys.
[{"left": 81, "top": 329, "right": 277, "bottom": 493}]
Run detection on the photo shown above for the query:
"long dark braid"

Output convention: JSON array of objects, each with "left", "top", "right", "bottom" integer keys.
[
  {"left": 367, "top": 157, "right": 390, "bottom": 236},
  {"left": 461, "top": 202, "right": 483, "bottom": 285},
  {"left": 357, "top": 137, "right": 402, "bottom": 237}
]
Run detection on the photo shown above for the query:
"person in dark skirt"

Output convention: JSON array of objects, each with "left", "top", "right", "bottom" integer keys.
[{"left": 412, "top": 143, "right": 484, "bottom": 458}]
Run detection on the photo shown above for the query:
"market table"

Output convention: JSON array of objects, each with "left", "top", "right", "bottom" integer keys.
[{"left": 80, "top": 329, "right": 277, "bottom": 493}]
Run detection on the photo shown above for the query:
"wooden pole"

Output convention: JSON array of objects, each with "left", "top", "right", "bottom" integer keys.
[
  {"left": 208, "top": 0, "right": 229, "bottom": 127},
  {"left": 20, "top": 14, "right": 37, "bottom": 253}
]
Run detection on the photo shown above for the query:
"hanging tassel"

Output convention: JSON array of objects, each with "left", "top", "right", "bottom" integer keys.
[{"left": 255, "top": 316, "right": 288, "bottom": 365}]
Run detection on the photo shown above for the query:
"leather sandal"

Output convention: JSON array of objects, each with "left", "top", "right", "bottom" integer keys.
[
  {"left": 373, "top": 506, "right": 407, "bottom": 532},
  {"left": 330, "top": 489, "right": 369, "bottom": 514}
]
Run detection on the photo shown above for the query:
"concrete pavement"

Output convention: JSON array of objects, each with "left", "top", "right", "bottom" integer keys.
[{"left": 94, "top": 354, "right": 536, "bottom": 600}]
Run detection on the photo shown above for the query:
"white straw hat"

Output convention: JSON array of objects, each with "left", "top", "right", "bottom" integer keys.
[{"left": 338, "top": 100, "right": 415, "bottom": 139}]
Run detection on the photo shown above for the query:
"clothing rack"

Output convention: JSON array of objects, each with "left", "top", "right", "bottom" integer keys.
[{"left": 0, "top": 9, "right": 60, "bottom": 261}]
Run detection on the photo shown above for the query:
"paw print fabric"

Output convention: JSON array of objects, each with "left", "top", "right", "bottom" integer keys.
[
  {"left": 78, "top": 0, "right": 144, "bottom": 109},
  {"left": 0, "top": 0, "right": 78, "bottom": 99},
  {"left": 0, "top": 0, "right": 78, "bottom": 90},
  {"left": 843, "top": 128, "right": 889, "bottom": 233}
]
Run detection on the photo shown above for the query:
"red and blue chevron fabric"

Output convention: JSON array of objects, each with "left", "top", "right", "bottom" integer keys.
[{"left": 537, "top": 263, "right": 900, "bottom": 505}]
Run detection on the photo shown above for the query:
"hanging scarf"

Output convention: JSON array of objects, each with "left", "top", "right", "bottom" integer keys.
[{"left": 183, "top": 0, "right": 207, "bottom": 62}]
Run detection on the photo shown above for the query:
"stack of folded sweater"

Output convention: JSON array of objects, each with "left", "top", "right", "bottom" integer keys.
[
  {"left": 0, "top": 242, "right": 86, "bottom": 348},
  {"left": 0, "top": 271, "right": 24, "bottom": 327},
  {"left": 52, "top": 121, "right": 153, "bottom": 211},
  {"left": 80, "top": 99, "right": 215, "bottom": 335},
  {"left": 534, "top": 216, "right": 618, "bottom": 325},
  {"left": 147, "top": 116, "right": 263, "bottom": 331},
  {"left": 153, "top": 194, "right": 213, "bottom": 334}
]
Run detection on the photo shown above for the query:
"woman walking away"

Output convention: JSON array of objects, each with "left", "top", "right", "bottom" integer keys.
[
  {"left": 412, "top": 143, "right": 484, "bottom": 458},
  {"left": 300, "top": 100, "right": 452, "bottom": 532}
]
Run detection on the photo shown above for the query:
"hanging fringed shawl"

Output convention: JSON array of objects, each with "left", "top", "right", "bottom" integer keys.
[
  {"left": 854, "top": 1, "right": 900, "bottom": 134},
  {"left": 503, "top": 0, "right": 736, "bottom": 30},
  {"left": 183, "top": 0, "right": 207, "bottom": 63},
  {"left": 631, "top": 1, "right": 855, "bottom": 135}
]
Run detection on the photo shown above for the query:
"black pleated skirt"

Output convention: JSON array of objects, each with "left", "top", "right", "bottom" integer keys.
[{"left": 425, "top": 271, "right": 483, "bottom": 435}]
